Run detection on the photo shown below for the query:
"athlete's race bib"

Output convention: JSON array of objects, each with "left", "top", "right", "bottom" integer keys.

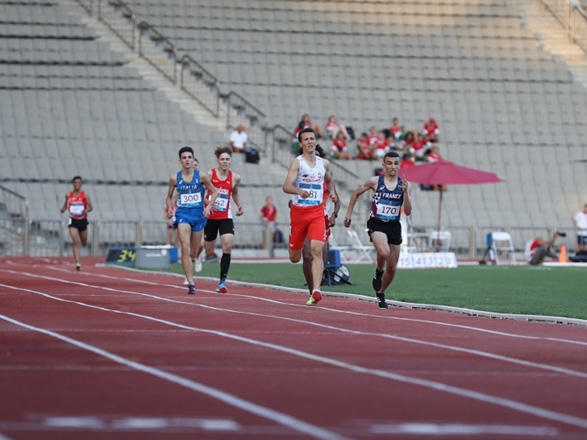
[
  {"left": 375, "top": 199, "right": 401, "bottom": 221},
  {"left": 179, "top": 192, "right": 202, "bottom": 208},
  {"left": 214, "top": 191, "right": 229, "bottom": 212},
  {"left": 69, "top": 202, "right": 84, "bottom": 216},
  {"left": 297, "top": 183, "right": 323, "bottom": 206}
]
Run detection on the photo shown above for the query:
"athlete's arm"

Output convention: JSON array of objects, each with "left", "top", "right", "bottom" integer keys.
[
  {"left": 85, "top": 195, "right": 93, "bottom": 215},
  {"left": 343, "top": 176, "right": 377, "bottom": 227},
  {"left": 165, "top": 175, "right": 177, "bottom": 218},
  {"left": 232, "top": 173, "right": 243, "bottom": 216},
  {"left": 401, "top": 178, "right": 412, "bottom": 216},
  {"left": 282, "top": 159, "right": 307, "bottom": 197},
  {"left": 201, "top": 173, "right": 219, "bottom": 217}
]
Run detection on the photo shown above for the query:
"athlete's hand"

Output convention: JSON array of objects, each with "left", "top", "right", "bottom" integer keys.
[
  {"left": 299, "top": 189, "right": 310, "bottom": 199},
  {"left": 401, "top": 179, "right": 409, "bottom": 193},
  {"left": 343, "top": 217, "right": 351, "bottom": 228}
]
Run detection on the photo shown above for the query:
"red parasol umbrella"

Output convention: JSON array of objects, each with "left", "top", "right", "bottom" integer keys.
[{"left": 399, "top": 160, "right": 504, "bottom": 240}]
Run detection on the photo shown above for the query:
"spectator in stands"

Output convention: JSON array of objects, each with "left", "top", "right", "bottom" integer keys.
[
  {"left": 573, "top": 203, "right": 587, "bottom": 251},
  {"left": 367, "top": 126, "right": 379, "bottom": 147},
  {"left": 259, "top": 195, "right": 278, "bottom": 249},
  {"left": 389, "top": 117, "right": 404, "bottom": 140},
  {"left": 295, "top": 113, "right": 324, "bottom": 139},
  {"left": 400, "top": 152, "right": 416, "bottom": 169},
  {"left": 424, "top": 145, "right": 445, "bottom": 192},
  {"left": 343, "top": 151, "right": 412, "bottom": 309},
  {"left": 331, "top": 130, "right": 352, "bottom": 160},
  {"left": 203, "top": 146, "right": 244, "bottom": 293},
  {"left": 425, "top": 144, "right": 443, "bottom": 163},
  {"left": 229, "top": 123, "right": 248, "bottom": 153},
  {"left": 356, "top": 132, "right": 373, "bottom": 160},
  {"left": 60, "top": 175, "right": 93, "bottom": 271},
  {"left": 325, "top": 114, "right": 350, "bottom": 140},
  {"left": 373, "top": 130, "right": 390, "bottom": 160},
  {"left": 166, "top": 146, "right": 218, "bottom": 294},
  {"left": 421, "top": 116, "right": 439, "bottom": 144},
  {"left": 402, "top": 130, "right": 426, "bottom": 158},
  {"left": 528, "top": 231, "right": 565, "bottom": 265}
]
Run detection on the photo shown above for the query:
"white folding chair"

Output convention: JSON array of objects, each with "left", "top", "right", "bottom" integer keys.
[
  {"left": 429, "top": 230, "right": 451, "bottom": 252},
  {"left": 490, "top": 231, "right": 516, "bottom": 265},
  {"left": 328, "top": 231, "right": 352, "bottom": 262},
  {"left": 346, "top": 229, "right": 375, "bottom": 262}
]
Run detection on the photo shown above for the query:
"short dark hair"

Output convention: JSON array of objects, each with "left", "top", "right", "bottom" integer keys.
[
  {"left": 383, "top": 151, "right": 400, "bottom": 160},
  {"left": 178, "top": 146, "right": 195, "bottom": 159},
  {"left": 72, "top": 175, "right": 82, "bottom": 183},
  {"left": 297, "top": 127, "right": 316, "bottom": 142}
]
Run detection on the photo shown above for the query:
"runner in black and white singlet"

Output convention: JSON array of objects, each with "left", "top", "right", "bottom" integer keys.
[{"left": 343, "top": 151, "right": 412, "bottom": 309}]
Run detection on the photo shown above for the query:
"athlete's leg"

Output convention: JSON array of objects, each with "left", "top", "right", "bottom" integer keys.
[
  {"left": 177, "top": 223, "right": 195, "bottom": 285},
  {"left": 219, "top": 233, "right": 234, "bottom": 282},
  {"left": 69, "top": 226, "right": 81, "bottom": 265},
  {"left": 309, "top": 239, "right": 325, "bottom": 292},
  {"left": 379, "top": 243, "right": 401, "bottom": 293},
  {"left": 302, "top": 237, "right": 313, "bottom": 294}
]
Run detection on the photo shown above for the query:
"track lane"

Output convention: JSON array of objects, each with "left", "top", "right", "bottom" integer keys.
[{"left": 1, "top": 258, "right": 587, "bottom": 439}]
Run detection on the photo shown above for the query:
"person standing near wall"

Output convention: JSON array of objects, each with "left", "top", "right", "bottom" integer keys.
[{"left": 60, "top": 176, "right": 93, "bottom": 271}]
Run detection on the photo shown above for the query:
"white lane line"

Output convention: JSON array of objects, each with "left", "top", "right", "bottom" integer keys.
[
  {"left": 3, "top": 276, "right": 586, "bottom": 380},
  {"left": 2, "top": 288, "right": 587, "bottom": 432},
  {"left": 44, "top": 267, "right": 587, "bottom": 346},
  {"left": 0, "top": 314, "right": 348, "bottom": 440},
  {"left": 369, "top": 422, "right": 557, "bottom": 436}
]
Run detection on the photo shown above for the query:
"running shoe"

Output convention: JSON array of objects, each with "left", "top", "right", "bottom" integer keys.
[
  {"left": 194, "top": 258, "right": 202, "bottom": 273},
  {"left": 75, "top": 262, "right": 81, "bottom": 271},
  {"left": 306, "top": 289, "right": 322, "bottom": 305},
  {"left": 183, "top": 279, "right": 189, "bottom": 286},
  {"left": 377, "top": 293, "right": 388, "bottom": 309},
  {"left": 187, "top": 284, "right": 196, "bottom": 295},
  {"left": 216, "top": 280, "right": 227, "bottom": 293},
  {"left": 372, "top": 269, "right": 383, "bottom": 292}
]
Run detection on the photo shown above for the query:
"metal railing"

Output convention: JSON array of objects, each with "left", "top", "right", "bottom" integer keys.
[
  {"left": 71, "top": 0, "right": 362, "bottom": 185},
  {"left": 0, "top": 207, "right": 575, "bottom": 261}
]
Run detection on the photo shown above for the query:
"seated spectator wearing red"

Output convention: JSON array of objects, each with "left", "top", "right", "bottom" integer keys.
[
  {"left": 295, "top": 113, "right": 323, "bottom": 139},
  {"left": 367, "top": 126, "right": 379, "bottom": 147},
  {"left": 400, "top": 152, "right": 416, "bottom": 169},
  {"left": 325, "top": 114, "right": 350, "bottom": 140},
  {"left": 422, "top": 117, "right": 439, "bottom": 144},
  {"left": 331, "top": 131, "right": 352, "bottom": 160},
  {"left": 356, "top": 132, "right": 373, "bottom": 160},
  {"left": 423, "top": 145, "right": 446, "bottom": 192},
  {"left": 425, "top": 145, "right": 443, "bottom": 163},
  {"left": 389, "top": 117, "right": 404, "bottom": 140},
  {"left": 402, "top": 130, "right": 426, "bottom": 158},
  {"left": 373, "top": 130, "right": 390, "bottom": 160}
]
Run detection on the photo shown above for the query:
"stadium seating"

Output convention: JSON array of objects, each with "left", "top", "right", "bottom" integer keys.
[{"left": 1, "top": 0, "right": 586, "bottom": 253}]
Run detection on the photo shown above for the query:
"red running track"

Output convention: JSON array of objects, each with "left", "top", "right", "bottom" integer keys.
[{"left": 1, "top": 257, "right": 587, "bottom": 440}]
